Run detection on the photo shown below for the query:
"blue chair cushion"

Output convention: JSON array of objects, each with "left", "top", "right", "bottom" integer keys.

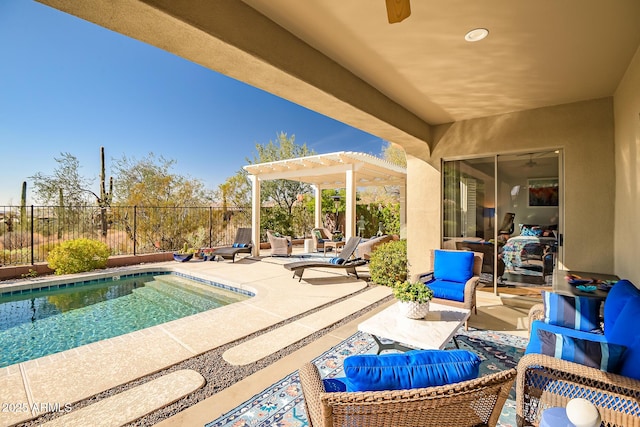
[
  {"left": 537, "top": 329, "right": 626, "bottom": 372},
  {"left": 433, "top": 250, "right": 474, "bottom": 283},
  {"left": 329, "top": 257, "right": 345, "bottom": 265},
  {"left": 542, "top": 291, "right": 600, "bottom": 332},
  {"left": 342, "top": 349, "right": 480, "bottom": 392},
  {"left": 426, "top": 278, "right": 466, "bottom": 302},
  {"left": 232, "top": 243, "right": 249, "bottom": 248},
  {"left": 604, "top": 280, "right": 639, "bottom": 333},
  {"left": 526, "top": 320, "right": 606, "bottom": 354},
  {"left": 605, "top": 296, "right": 640, "bottom": 379}
]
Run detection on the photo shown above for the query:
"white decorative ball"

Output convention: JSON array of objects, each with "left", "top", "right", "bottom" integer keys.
[{"left": 566, "top": 398, "right": 601, "bottom": 427}]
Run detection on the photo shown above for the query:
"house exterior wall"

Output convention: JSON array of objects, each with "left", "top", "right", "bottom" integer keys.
[
  {"left": 614, "top": 45, "right": 640, "bottom": 284},
  {"left": 407, "top": 99, "right": 616, "bottom": 276}
]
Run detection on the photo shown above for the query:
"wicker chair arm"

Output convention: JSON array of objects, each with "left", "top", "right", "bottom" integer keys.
[
  {"left": 528, "top": 303, "right": 544, "bottom": 331},
  {"left": 301, "top": 361, "right": 516, "bottom": 427},
  {"left": 516, "top": 353, "right": 640, "bottom": 426}
]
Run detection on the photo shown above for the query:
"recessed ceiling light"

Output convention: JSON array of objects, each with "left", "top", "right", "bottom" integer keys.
[{"left": 465, "top": 28, "right": 489, "bottom": 42}]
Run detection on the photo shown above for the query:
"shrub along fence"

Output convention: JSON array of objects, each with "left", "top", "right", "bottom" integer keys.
[{"left": 0, "top": 205, "right": 251, "bottom": 267}]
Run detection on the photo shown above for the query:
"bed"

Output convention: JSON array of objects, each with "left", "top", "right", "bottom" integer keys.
[{"left": 501, "top": 226, "right": 557, "bottom": 276}]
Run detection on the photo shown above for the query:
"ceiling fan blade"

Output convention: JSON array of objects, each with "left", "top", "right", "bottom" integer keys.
[{"left": 386, "top": 0, "right": 411, "bottom": 23}]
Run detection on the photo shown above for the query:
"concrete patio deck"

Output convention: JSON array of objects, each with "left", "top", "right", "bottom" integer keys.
[{"left": 0, "top": 249, "right": 537, "bottom": 426}]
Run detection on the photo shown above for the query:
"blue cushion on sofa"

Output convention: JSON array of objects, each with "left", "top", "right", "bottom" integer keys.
[
  {"left": 342, "top": 349, "right": 480, "bottom": 392},
  {"left": 604, "top": 279, "right": 639, "bottom": 333},
  {"left": 525, "top": 320, "right": 606, "bottom": 354},
  {"left": 542, "top": 291, "right": 600, "bottom": 332},
  {"left": 433, "top": 250, "right": 474, "bottom": 283},
  {"left": 537, "top": 329, "right": 626, "bottom": 372},
  {"left": 425, "top": 279, "right": 466, "bottom": 302}
]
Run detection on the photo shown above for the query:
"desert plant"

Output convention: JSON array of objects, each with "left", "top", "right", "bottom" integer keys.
[
  {"left": 368, "top": 239, "right": 407, "bottom": 287},
  {"left": 47, "top": 238, "right": 111, "bottom": 275},
  {"left": 393, "top": 280, "right": 433, "bottom": 303}
]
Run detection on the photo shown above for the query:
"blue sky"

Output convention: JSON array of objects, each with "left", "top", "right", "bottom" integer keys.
[{"left": 0, "top": 1, "right": 387, "bottom": 205}]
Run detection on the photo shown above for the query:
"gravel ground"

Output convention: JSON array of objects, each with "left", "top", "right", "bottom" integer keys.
[{"left": 17, "top": 284, "right": 391, "bottom": 427}]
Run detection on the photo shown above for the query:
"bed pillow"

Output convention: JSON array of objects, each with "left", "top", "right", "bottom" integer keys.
[
  {"left": 521, "top": 225, "right": 543, "bottom": 237},
  {"left": 343, "top": 349, "right": 480, "bottom": 392},
  {"left": 542, "top": 291, "right": 600, "bottom": 332},
  {"left": 537, "top": 329, "right": 626, "bottom": 372}
]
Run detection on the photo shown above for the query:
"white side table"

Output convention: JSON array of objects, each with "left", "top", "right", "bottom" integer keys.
[{"left": 304, "top": 239, "right": 314, "bottom": 253}]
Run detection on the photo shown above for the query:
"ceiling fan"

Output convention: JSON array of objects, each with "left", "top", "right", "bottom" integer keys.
[
  {"left": 386, "top": 0, "right": 411, "bottom": 23},
  {"left": 524, "top": 154, "right": 537, "bottom": 168}
]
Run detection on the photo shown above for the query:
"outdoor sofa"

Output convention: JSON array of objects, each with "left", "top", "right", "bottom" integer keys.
[
  {"left": 517, "top": 279, "right": 640, "bottom": 426},
  {"left": 300, "top": 349, "right": 516, "bottom": 427}
]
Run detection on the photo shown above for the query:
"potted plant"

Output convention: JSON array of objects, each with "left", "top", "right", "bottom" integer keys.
[{"left": 393, "top": 280, "right": 434, "bottom": 319}]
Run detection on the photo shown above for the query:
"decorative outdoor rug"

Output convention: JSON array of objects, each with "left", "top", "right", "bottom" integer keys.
[{"left": 205, "top": 329, "right": 527, "bottom": 427}]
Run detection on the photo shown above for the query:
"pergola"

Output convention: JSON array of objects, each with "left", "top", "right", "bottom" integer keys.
[{"left": 243, "top": 151, "right": 407, "bottom": 256}]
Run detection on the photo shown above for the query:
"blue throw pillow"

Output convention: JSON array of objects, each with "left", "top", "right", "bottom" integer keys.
[
  {"left": 232, "top": 243, "right": 239, "bottom": 248},
  {"left": 604, "top": 296, "right": 640, "bottom": 380},
  {"left": 433, "top": 250, "right": 474, "bottom": 283},
  {"left": 542, "top": 291, "right": 600, "bottom": 332},
  {"left": 521, "top": 225, "right": 543, "bottom": 237},
  {"left": 329, "top": 257, "right": 345, "bottom": 265},
  {"left": 537, "top": 329, "right": 626, "bottom": 372},
  {"left": 343, "top": 349, "right": 480, "bottom": 392},
  {"left": 604, "top": 280, "right": 639, "bottom": 333}
]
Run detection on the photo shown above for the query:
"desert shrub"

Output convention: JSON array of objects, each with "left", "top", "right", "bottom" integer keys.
[
  {"left": 47, "top": 238, "right": 111, "bottom": 275},
  {"left": 368, "top": 239, "right": 407, "bottom": 287}
]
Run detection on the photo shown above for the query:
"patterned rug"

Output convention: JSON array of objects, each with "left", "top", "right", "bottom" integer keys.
[{"left": 205, "top": 329, "right": 527, "bottom": 427}]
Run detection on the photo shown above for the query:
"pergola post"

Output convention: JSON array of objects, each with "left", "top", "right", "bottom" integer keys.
[
  {"left": 249, "top": 174, "right": 261, "bottom": 256},
  {"left": 313, "top": 185, "right": 322, "bottom": 228},
  {"left": 400, "top": 180, "right": 407, "bottom": 239},
  {"left": 345, "top": 168, "right": 356, "bottom": 238}
]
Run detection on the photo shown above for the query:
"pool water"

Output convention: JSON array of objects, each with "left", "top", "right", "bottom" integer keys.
[{"left": 0, "top": 273, "right": 249, "bottom": 368}]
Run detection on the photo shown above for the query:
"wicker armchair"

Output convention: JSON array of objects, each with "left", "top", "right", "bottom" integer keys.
[
  {"left": 300, "top": 362, "right": 516, "bottom": 427},
  {"left": 516, "top": 354, "right": 640, "bottom": 426},
  {"left": 266, "top": 230, "right": 292, "bottom": 257},
  {"left": 516, "top": 303, "right": 640, "bottom": 426},
  {"left": 311, "top": 227, "right": 333, "bottom": 252}
]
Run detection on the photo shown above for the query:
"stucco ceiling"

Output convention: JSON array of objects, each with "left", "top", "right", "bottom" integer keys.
[{"left": 241, "top": 0, "right": 640, "bottom": 125}]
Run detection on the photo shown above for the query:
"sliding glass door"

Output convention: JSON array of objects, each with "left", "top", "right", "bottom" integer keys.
[{"left": 443, "top": 150, "right": 563, "bottom": 294}]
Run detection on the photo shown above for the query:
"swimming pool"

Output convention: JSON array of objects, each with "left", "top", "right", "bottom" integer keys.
[{"left": 0, "top": 271, "right": 252, "bottom": 368}]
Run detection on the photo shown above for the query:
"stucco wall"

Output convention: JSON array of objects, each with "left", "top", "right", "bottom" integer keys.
[
  {"left": 407, "top": 98, "right": 615, "bottom": 275},
  {"left": 614, "top": 46, "right": 640, "bottom": 284}
]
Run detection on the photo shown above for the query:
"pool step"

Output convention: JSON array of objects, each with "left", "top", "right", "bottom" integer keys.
[
  {"left": 151, "top": 275, "right": 245, "bottom": 306},
  {"left": 130, "top": 285, "right": 209, "bottom": 316},
  {"left": 40, "top": 369, "right": 205, "bottom": 427}
]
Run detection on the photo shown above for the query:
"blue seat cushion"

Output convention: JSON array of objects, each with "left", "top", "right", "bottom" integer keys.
[
  {"left": 342, "top": 349, "right": 480, "bottom": 392},
  {"left": 537, "top": 329, "right": 626, "bottom": 372},
  {"left": 526, "top": 320, "right": 606, "bottom": 355},
  {"left": 322, "top": 378, "right": 347, "bottom": 392},
  {"left": 542, "top": 291, "right": 600, "bottom": 332},
  {"left": 425, "top": 278, "right": 466, "bottom": 302},
  {"left": 434, "top": 250, "right": 474, "bottom": 283},
  {"left": 604, "top": 279, "right": 640, "bottom": 333}
]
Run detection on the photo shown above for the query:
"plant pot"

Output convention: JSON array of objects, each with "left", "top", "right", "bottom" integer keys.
[
  {"left": 173, "top": 253, "right": 193, "bottom": 262},
  {"left": 397, "top": 301, "right": 429, "bottom": 319}
]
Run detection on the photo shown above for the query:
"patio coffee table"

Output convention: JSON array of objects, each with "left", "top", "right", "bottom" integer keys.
[{"left": 358, "top": 302, "right": 471, "bottom": 354}]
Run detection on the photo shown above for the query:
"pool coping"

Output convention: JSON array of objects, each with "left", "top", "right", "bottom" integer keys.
[{"left": 0, "top": 257, "right": 370, "bottom": 426}]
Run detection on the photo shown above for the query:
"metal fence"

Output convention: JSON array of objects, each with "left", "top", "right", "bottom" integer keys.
[{"left": 0, "top": 205, "right": 251, "bottom": 266}]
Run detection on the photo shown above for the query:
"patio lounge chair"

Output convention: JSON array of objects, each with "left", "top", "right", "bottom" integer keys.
[
  {"left": 299, "top": 361, "right": 517, "bottom": 427},
  {"left": 284, "top": 236, "right": 364, "bottom": 281},
  {"left": 212, "top": 228, "right": 253, "bottom": 262}
]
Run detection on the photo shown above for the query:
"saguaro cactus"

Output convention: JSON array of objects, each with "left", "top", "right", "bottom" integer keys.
[{"left": 98, "top": 146, "right": 113, "bottom": 237}]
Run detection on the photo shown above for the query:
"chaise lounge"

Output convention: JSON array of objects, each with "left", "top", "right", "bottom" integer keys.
[
  {"left": 212, "top": 227, "right": 253, "bottom": 262},
  {"left": 284, "top": 236, "right": 365, "bottom": 281}
]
